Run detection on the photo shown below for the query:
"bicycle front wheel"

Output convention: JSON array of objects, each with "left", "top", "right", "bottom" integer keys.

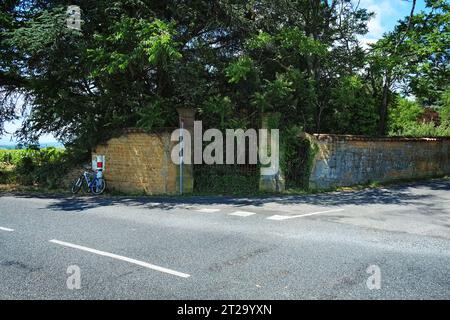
[{"left": 92, "top": 179, "right": 106, "bottom": 195}]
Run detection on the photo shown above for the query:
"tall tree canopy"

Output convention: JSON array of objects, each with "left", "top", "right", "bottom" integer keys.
[
  {"left": 0, "top": 0, "right": 448, "bottom": 150},
  {"left": 369, "top": 0, "right": 449, "bottom": 134}
]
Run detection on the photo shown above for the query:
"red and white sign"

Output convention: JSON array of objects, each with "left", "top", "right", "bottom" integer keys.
[{"left": 92, "top": 155, "right": 106, "bottom": 171}]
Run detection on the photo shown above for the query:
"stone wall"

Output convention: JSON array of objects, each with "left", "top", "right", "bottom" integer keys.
[
  {"left": 92, "top": 129, "right": 179, "bottom": 194},
  {"left": 308, "top": 134, "right": 450, "bottom": 189}
]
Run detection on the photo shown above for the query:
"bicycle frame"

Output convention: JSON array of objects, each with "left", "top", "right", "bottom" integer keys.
[{"left": 83, "top": 171, "right": 100, "bottom": 192}]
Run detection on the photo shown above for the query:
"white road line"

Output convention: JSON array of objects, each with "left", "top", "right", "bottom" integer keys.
[
  {"left": 266, "top": 209, "right": 345, "bottom": 221},
  {"left": 49, "top": 239, "right": 190, "bottom": 278},
  {"left": 0, "top": 226, "right": 14, "bottom": 232},
  {"left": 229, "top": 211, "right": 257, "bottom": 217},
  {"left": 195, "top": 208, "right": 221, "bottom": 213}
]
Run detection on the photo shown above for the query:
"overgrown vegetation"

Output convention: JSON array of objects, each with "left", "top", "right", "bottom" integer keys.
[
  {"left": 0, "top": 147, "right": 82, "bottom": 189},
  {"left": 0, "top": 0, "right": 449, "bottom": 193},
  {"left": 389, "top": 96, "right": 450, "bottom": 137},
  {"left": 194, "top": 165, "right": 259, "bottom": 195},
  {"left": 2, "top": 0, "right": 448, "bottom": 150}
]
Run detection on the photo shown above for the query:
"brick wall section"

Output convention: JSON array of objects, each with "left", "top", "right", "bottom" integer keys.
[
  {"left": 92, "top": 129, "right": 178, "bottom": 194},
  {"left": 308, "top": 134, "right": 450, "bottom": 189}
]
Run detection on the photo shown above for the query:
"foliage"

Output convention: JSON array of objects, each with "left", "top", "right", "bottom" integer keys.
[
  {"left": 326, "top": 75, "right": 378, "bottom": 135},
  {"left": 225, "top": 56, "right": 254, "bottom": 84},
  {"left": 1, "top": 0, "right": 379, "bottom": 150},
  {"left": 388, "top": 98, "right": 424, "bottom": 134},
  {"left": 0, "top": 147, "right": 77, "bottom": 188},
  {"left": 389, "top": 96, "right": 450, "bottom": 137},
  {"left": 280, "top": 125, "right": 305, "bottom": 189},
  {"left": 136, "top": 99, "right": 168, "bottom": 131},
  {"left": 438, "top": 87, "right": 450, "bottom": 122},
  {"left": 370, "top": 0, "right": 450, "bottom": 134},
  {"left": 390, "top": 121, "right": 450, "bottom": 137},
  {"left": 193, "top": 165, "right": 259, "bottom": 195},
  {"left": 199, "top": 95, "right": 235, "bottom": 129},
  {"left": 402, "top": 0, "right": 450, "bottom": 107},
  {"left": 2, "top": 1, "right": 449, "bottom": 144},
  {"left": 1, "top": 0, "right": 449, "bottom": 193}
]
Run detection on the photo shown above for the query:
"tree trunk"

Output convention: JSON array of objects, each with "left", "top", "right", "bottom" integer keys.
[{"left": 378, "top": 76, "right": 390, "bottom": 136}]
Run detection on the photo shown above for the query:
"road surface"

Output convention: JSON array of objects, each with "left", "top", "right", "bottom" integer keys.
[{"left": 0, "top": 179, "right": 449, "bottom": 299}]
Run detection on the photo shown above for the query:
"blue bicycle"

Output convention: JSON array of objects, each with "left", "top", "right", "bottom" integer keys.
[{"left": 71, "top": 169, "right": 106, "bottom": 195}]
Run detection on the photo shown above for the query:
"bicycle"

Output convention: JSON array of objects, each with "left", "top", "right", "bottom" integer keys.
[{"left": 71, "top": 167, "right": 106, "bottom": 195}]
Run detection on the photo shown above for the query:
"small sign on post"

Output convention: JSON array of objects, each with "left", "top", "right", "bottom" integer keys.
[{"left": 92, "top": 155, "right": 106, "bottom": 171}]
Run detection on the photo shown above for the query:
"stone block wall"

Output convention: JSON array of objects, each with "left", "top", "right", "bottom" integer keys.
[
  {"left": 308, "top": 134, "right": 450, "bottom": 189},
  {"left": 92, "top": 129, "right": 179, "bottom": 194}
]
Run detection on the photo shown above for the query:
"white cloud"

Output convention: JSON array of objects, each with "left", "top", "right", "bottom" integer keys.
[{"left": 357, "top": 0, "right": 399, "bottom": 48}]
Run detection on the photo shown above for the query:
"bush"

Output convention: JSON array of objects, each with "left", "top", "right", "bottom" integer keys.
[
  {"left": 390, "top": 121, "right": 450, "bottom": 137},
  {"left": 16, "top": 155, "right": 36, "bottom": 185},
  {"left": 388, "top": 98, "right": 424, "bottom": 134},
  {"left": 194, "top": 165, "right": 259, "bottom": 195},
  {"left": 388, "top": 96, "right": 450, "bottom": 137},
  {"left": 0, "top": 147, "right": 74, "bottom": 189},
  {"left": 438, "top": 87, "right": 450, "bottom": 122},
  {"left": 0, "top": 149, "right": 27, "bottom": 165}
]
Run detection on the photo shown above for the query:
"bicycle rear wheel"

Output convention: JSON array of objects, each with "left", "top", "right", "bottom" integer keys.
[{"left": 71, "top": 176, "right": 83, "bottom": 194}]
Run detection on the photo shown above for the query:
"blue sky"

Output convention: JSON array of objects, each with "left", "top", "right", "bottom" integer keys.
[
  {"left": 0, "top": 0, "right": 428, "bottom": 145},
  {"left": 359, "top": 0, "right": 428, "bottom": 47}
]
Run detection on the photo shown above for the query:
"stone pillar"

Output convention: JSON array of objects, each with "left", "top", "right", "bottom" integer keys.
[
  {"left": 176, "top": 108, "right": 196, "bottom": 193},
  {"left": 259, "top": 112, "right": 285, "bottom": 192}
]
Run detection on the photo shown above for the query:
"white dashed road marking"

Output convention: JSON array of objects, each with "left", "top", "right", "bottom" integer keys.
[
  {"left": 267, "top": 209, "right": 345, "bottom": 221},
  {"left": 195, "top": 208, "right": 221, "bottom": 213},
  {"left": 0, "top": 226, "right": 14, "bottom": 232},
  {"left": 49, "top": 239, "right": 191, "bottom": 278},
  {"left": 229, "top": 211, "right": 257, "bottom": 217}
]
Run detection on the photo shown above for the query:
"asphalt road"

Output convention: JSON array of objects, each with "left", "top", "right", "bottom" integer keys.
[{"left": 0, "top": 179, "right": 449, "bottom": 300}]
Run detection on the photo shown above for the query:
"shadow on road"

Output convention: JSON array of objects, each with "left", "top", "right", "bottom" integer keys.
[{"left": 4, "top": 179, "right": 449, "bottom": 212}]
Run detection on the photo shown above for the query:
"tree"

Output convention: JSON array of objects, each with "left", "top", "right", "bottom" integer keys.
[
  {"left": 370, "top": 0, "right": 449, "bottom": 135},
  {"left": 0, "top": 0, "right": 383, "bottom": 151},
  {"left": 0, "top": 0, "right": 28, "bottom": 134},
  {"left": 369, "top": 0, "right": 417, "bottom": 136},
  {"left": 225, "top": 0, "right": 375, "bottom": 133}
]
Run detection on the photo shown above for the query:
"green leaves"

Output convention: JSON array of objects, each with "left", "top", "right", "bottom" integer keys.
[
  {"left": 372, "top": 0, "right": 450, "bottom": 107},
  {"left": 438, "top": 87, "right": 450, "bottom": 122},
  {"left": 8, "top": 0, "right": 446, "bottom": 153},
  {"left": 88, "top": 18, "right": 181, "bottom": 76},
  {"left": 8, "top": 7, "right": 67, "bottom": 55},
  {"left": 225, "top": 56, "right": 254, "bottom": 84},
  {"left": 137, "top": 19, "right": 182, "bottom": 65},
  {"left": 246, "top": 31, "right": 272, "bottom": 50},
  {"left": 328, "top": 75, "right": 378, "bottom": 135},
  {"left": 388, "top": 98, "right": 425, "bottom": 134},
  {"left": 136, "top": 99, "right": 167, "bottom": 131},
  {"left": 251, "top": 73, "right": 294, "bottom": 113},
  {"left": 278, "top": 27, "right": 327, "bottom": 56},
  {"left": 200, "top": 95, "right": 234, "bottom": 129}
]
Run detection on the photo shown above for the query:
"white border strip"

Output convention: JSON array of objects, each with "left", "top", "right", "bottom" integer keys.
[
  {"left": 267, "top": 209, "right": 344, "bottom": 221},
  {"left": 0, "top": 226, "right": 14, "bottom": 232},
  {"left": 50, "top": 239, "right": 190, "bottom": 278}
]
